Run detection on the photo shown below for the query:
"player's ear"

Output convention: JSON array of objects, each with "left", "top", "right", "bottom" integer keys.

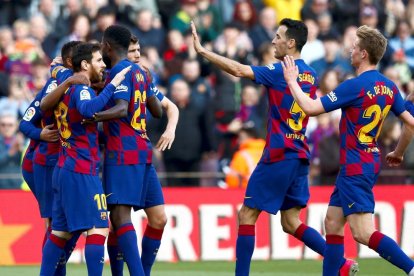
[
  {"left": 288, "top": 38, "right": 296, "bottom": 50},
  {"left": 81, "top": 60, "right": 88, "bottom": 71}
]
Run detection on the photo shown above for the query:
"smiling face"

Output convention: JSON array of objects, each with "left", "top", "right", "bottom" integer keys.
[
  {"left": 271, "top": 25, "right": 290, "bottom": 60},
  {"left": 89, "top": 50, "right": 106, "bottom": 83}
]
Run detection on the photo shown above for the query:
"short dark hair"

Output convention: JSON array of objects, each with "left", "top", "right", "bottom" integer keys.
[
  {"left": 130, "top": 34, "right": 139, "bottom": 44},
  {"left": 279, "top": 18, "right": 308, "bottom": 52},
  {"left": 103, "top": 25, "right": 131, "bottom": 52},
  {"left": 97, "top": 5, "right": 115, "bottom": 17},
  {"left": 61, "top": 40, "right": 83, "bottom": 61},
  {"left": 72, "top": 43, "right": 101, "bottom": 72}
]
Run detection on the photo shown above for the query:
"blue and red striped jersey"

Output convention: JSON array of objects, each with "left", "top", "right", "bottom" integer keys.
[
  {"left": 320, "top": 70, "right": 405, "bottom": 176},
  {"left": 56, "top": 83, "right": 116, "bottom": 175},
  {"left": 102, "top": 59, "right": 155, "bottom": 165},
  {"left": 251, "top": 60, "right": 318, "bottom": 163}
]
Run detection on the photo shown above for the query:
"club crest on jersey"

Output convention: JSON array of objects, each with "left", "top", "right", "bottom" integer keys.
[
  {"left": 327, "top": 91, "right": 337, "bottom": 102},
  {"left": 100, "top": 212, "right": 107, "bottom": 220},
  {"left": 115, "top": 84, "right": 128, "bottom": 93},
  {"left": 135, "top": 73, "right": 144, "bottom": 82},
  {"left": 80, "top": 89, "right": 91, "bottom": 100},
  {"left": 23, "top": 107, "right": 36, "bottom": 121},
  {"left": 46, "top": 81, "right": 58, "bottom": 94}
]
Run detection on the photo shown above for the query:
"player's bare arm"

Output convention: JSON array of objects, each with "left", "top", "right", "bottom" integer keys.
[
  {"left": 147, "top": 95, "right": 162, "bottom": 119},
  {"left": 282, "top": 55, "right": 325, "bottom": 116},
  {"left": 156, "top": 97, "right": 179, "bottom": 151},
  {"left": 93, "top": 99, "right": 128, "bottom": 121},
  {"left": 191, "top": 21, "right": 254, "bottom": 80},
  {"left": 40, "top": 74, "right": 89, "bottom": 111}
]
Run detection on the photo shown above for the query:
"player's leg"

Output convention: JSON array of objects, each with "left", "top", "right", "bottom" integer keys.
[
  {"left": 347, "top": 212, "right": 414, "bottom": 274},
  {"left": 40, "top": 230, "right": 71, "bottom": 276},
  {"left": 85, "top": 227, "right": 109, "bottom": 276},
  {"left": 236, "top": 204, "right": 261, "bottom": 276},
  {"left": 110, "top": 204, "right": 145, "bottom": 276},
  {"left": 107, "top": 223, "right": 124, "bottom": 276},
  {"left": 323, "top": 205, "right": 347, "bottom": 276},
  {"left": 142, "top": 165, "right": 167, "bottom": 276}
]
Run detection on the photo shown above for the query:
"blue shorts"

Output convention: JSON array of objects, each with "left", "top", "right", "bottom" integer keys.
[
  {"left": 22, "top": 169, "right": 35, "bottom": 194},
  {"left": 244, "top": 159, "right": 309, "bottom": 214},
  {"left": 104, "top": 164, "right": 164, "bottom": 211},
  {"left": 329, "top": 173, "right": 378, "bottom": 217},
  {"left": 52, "top": 168, "right": 109, "bottom": 233},
  {"left": 33, "top": 164, "right": 55, "bottom": 218}
]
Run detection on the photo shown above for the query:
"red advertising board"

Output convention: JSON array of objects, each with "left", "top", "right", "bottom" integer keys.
[{"left": 0, "top": 186, "right": 413, "bottom": 264}]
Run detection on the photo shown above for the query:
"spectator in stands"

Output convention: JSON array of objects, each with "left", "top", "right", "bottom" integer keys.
[
  {"left": 359, "top": 5, "right": 379, "bottom": 29},
  {"left": 132, "top": 8, "right": 166, "bottom": 55},
  {"left": 169, "top": 0, "right": 198, "bottom": 34},
  {"left": 225, "top": 124, "right": 265, "bottom": 188},
  {"left": 0, "top": 27, "right": 15, "bottom": 57},
  {"left": 263, "top": 0, "right": 303, "bottom": 21},
  {"left": 163, "top": 29, "right": 188, "bottom": 79},
  {"left": 248, "top": 7, "right": 277, "bottom": 58},
  {"left": 257, "top": 42, "right": 276, "bottom": 65},
  {"left": 318, "top": 69, "right": 341, "bottom": 96},
  {"left": 316, "top": 12, "right": 340, "bottom": 41},
  {"left": 90, "top": 6, "right": 116, "bottom": 42},
  {"left": 301, "top": 0, "right": 329, "bottom": 21},
  {"left": 389, "top": 20, "right": 414, "bottom": 74},
  {"left": 0, "top": 111, "right": 24, "bottom": 189},
  {"left": 232, "top": 0, "right": 257, "bottom": 31},
  {"left": 0, "top": 0, "right": 31, "bottom": 26},
  {"left": 0, "top": 76, "right": 32, "bottom": 118},
  {"left": 195, "top": 0, "right": 223, "bottom": 43},
  {"left": 181, "top": 59, "right": 211, "bottom": 111},
  {"left": 301, "top": 19, "right": 325, "bottom": 64}
]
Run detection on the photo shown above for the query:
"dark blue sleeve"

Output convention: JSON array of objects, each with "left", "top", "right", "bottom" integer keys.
[
  {"left": 110, "top": 64, "right": 132, "bottom": 102},
  {"left": 148, "top": 83, "right": 165, "bottom": 101},
  {"left": 251, "top": 63, "right": 282, "bottom": 88},
  {"left": 320, "top": 79, "right": 356, "bottom": 112},
  {"left": 75, "top": 84, "right": 116, "bottom": 118},
  {"left": 404, "top": 100, "right": 414, "bottom": 116},
  {"left": 19, "top": 93, "right": 43, "bottom": 140}
]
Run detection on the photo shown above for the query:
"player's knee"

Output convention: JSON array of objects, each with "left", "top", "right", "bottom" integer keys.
[
  {"left": 349, "top": 226, "right": 370, "bottom": 245},
  {"left": 87, "top": 227, "right": 109, "bottom": 237},
  {"left": 51, "top": 230, "right": 72, "bottom": 240},
  {"left": 280, "top": 216, "right": 297, "bottom": 234},
  {"left": 324, "top": 215, "right": 342, "bottom": 234},
  {"left": 149, "top": 213, "right": 167, "bottom": 229},
  {"left": 238, "top": 205, "right": 259, "bottom": 225}
]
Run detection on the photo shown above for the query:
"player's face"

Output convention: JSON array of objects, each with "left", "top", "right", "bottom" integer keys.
[
  {"left": 127, "top": 42, "right": 140, "bottom": 65},
  {"left": 101, "top": 40, "right": 112, "bottom": 69},
  {"left": 90, "top": 50, "right": 106, "bottom": 83},
  {"left": 272, "top": 25, "right": 289, "bottom": 60},
  {"left": 350, "top": 38, "right": 362, "bottom": 67}
]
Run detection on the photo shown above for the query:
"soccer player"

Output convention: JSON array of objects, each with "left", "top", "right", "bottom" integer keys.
[
  {"left": 105, "top": 34, "right": 178, "bottom": 276},
  {"left": 191, "top": 19, "right": 356, "bottom": 276},
  {"left": 282, "top": 25, "right": 414, "bottom": 275},
  {"left": 39, "top": 43, "right": 130, "bottom": 276}
]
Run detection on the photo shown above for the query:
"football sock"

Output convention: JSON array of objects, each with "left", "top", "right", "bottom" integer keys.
[
  {"left": 107, "top": 230, "right": 124, "bottom": 276},
  {"left": 323, "top": 235, "right": 344, "bottom": 276},
  {"left": 235, "top": 224, "right": 255, "bottom": 276},
  {"left": 141, "top": 225, "right": 164, "bottom": 276},
  {"left": 54, "top": 231, "right": 81, "bottom": 276},
  {"left": 85, "top": 234, "right": 106, "bottom": 276},
  {"left": 42, "top": 226, "right": 52, "bottom": 249},
  {"left": 116, "top": 223, "right": 144, "bottom": 275},
  {"left": 369, "top": 231, "right": 414, "bottom": 274},
  {"left": 40, "top": 234, "right": 66, "bottom": 276}
]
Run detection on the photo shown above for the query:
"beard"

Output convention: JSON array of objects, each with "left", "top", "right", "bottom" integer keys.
[{"left": 90, "top": 68, "right": 103, "bottom": 84}]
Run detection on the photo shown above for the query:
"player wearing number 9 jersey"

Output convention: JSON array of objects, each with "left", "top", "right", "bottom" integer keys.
[
  {"left": 40, "top": 43, "right": 131, "bottom": 276},
  {"left": 283, "top": 25, "right": 414, "bottom": 275},
  {"left": 192, "top": 18, "right": 356, "bottom": 276}
]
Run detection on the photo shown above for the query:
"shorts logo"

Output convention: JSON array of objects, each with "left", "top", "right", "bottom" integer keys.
[
  {"left": 327, "top": 91, "right": 337, "bottom": 102},
  {"left": 348, "top": 202, "right": 355, "bottom": 208},
  {"left": 101, "top": 212, "right": 107, "bottom": 220},
  {"left": 244, "top": 196, "right": 252, "bottom": 199}
]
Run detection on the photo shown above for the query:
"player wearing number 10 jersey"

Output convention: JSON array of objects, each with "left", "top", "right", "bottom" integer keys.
[{"left": 283, "top": 25, "right": 414, "bottom": 275}]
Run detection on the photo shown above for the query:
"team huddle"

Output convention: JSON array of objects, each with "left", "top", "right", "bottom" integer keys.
[{"left": 20, "top": 18, "right": 414, "bottom": 276}]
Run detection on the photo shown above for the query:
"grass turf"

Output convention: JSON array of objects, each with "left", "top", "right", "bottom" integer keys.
[{"left": 0, "top": 259, "right": 404, "bottom": 275}]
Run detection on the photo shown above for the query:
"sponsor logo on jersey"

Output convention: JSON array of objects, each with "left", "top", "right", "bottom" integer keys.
[
  {"left": 327, "top": 91, "right": 337, "bottom": 102},
  {"left": 114, "top": 84, "right": 128, "bottom": 93},
  {"left": 23, "top": 107, "right": 36, "bottom": 121}
]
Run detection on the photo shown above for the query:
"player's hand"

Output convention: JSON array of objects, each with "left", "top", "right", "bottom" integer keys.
[
  {"left": 110, "top": 65, "right": 132, "bottom": 87},
  {"left": 191, "top": 21, "right": 204, "bottom": 54},
  {"left": 281, "top": 55, "right": 299, "bottom": 84},
  {"left": 51, "top": 56, "right": 63, "bottom": 66},
  {"left": 385, "top": 151, "right": 403, "bottom": 167},
  {"left": 40, "top": 124, "right": 59, "bottom": 142},
  {"left": 155, "top": 129, "right": 175, "bottom": 151},
  {"left": 69, "top": 74, "right": 90, "bottom": 86}
]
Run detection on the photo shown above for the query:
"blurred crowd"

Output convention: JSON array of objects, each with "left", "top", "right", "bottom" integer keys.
[{"left": 1, "top": 0, "right": 414, "bottom": 189}]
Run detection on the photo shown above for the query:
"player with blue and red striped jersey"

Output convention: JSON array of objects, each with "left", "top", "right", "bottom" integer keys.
[
  {"left": 283, "top": 25, "right": 414, "bottom": 276},
  {"left": 40, "top": 43, "right": 130, "bottom": 276},
  {"left": 192, "top": 18, "right": 356, "bottom": 276}
]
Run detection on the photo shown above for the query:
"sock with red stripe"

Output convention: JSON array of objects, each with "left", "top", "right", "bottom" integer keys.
[
  {"left": 85, "top": 234, "right": 106, "bottom": 276},
  {"left": 116, "top": 223, "right": 144, "bottom": 275},
  {"left": 42, "top": 226, "right": 52, "bottom": 249},
  {"left": 369, "top": 231, "right": 414, "bottom": 274},
  {"left": 235, "top": 224, "right": 255, "bottom": 276},
  {"left": 107, "top": 230, "right": 124, "bottom": 276},
  {"left": 40, "top": 234, "right": 66, "bottom": 276},
  {"left": 323, "top": 235, "right": 344, "bottom": 276},
  {"left": 141, "top": 225, "right": 164, "bottom": 276},
  {"left": 55, "top": 231, "right": 81, "bottom": 276}
]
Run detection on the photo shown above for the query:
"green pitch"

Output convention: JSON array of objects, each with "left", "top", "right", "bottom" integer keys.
[{"left": 0, "top": 259, "right": 404, "bottom": 275}]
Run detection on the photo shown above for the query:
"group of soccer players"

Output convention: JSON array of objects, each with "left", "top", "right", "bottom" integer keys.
[
  {"left": 190, "top": 18, "right": 414, "bottom": 276},
  {"left": 20, "top": 15, "right": 414, "bottom": 276},
  {"left": 21, "top": 24, "right": 178, "bottom": 276}
]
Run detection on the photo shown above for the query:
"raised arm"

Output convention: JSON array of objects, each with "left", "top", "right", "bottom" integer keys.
[
  {"left": 155, "top": 97, "right": 179, "bottom": 151},
  {"left": 282, "top": 55, "right": 325, "bottom": 116},
  {"left": 191, "top": 21, "right": 254, "bottom": 80},
  {"left": 386, "top": 110, "right": 414, "bottom": 166},
  {"left": 40, "top": 75, "right": 89, "bottom": 111}
]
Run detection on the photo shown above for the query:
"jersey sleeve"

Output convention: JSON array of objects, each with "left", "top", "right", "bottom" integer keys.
[
  {"left": 75, "top": 84, "right": 116, "bottom": 118},
  {"left": 320, "top": 79, "right": 356, "bottom": 112},
  {"left": 110, "top": 66, "right": 132, "bottom": 102},
  {"left": 19, "top": 93, "right": 43, "bottom": 140},
  {"left": 251, "top": 63, "right": 282, "bottom": 88},
  {"left": 148, "top": 83, "right": 164, "bottom": 101},
  {"left": 391, "top": 89, "right": 406, "bottom": 116},
  {"left": 405, "top": 100, "right": 414, "bottom": 116},
  {"left": 51, "top": 65, "right": 73, "bottom": 84}
]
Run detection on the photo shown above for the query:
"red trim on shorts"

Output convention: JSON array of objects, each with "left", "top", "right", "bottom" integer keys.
[{"left": 238, "top": 224, "right": 255, "bottom": 236}]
